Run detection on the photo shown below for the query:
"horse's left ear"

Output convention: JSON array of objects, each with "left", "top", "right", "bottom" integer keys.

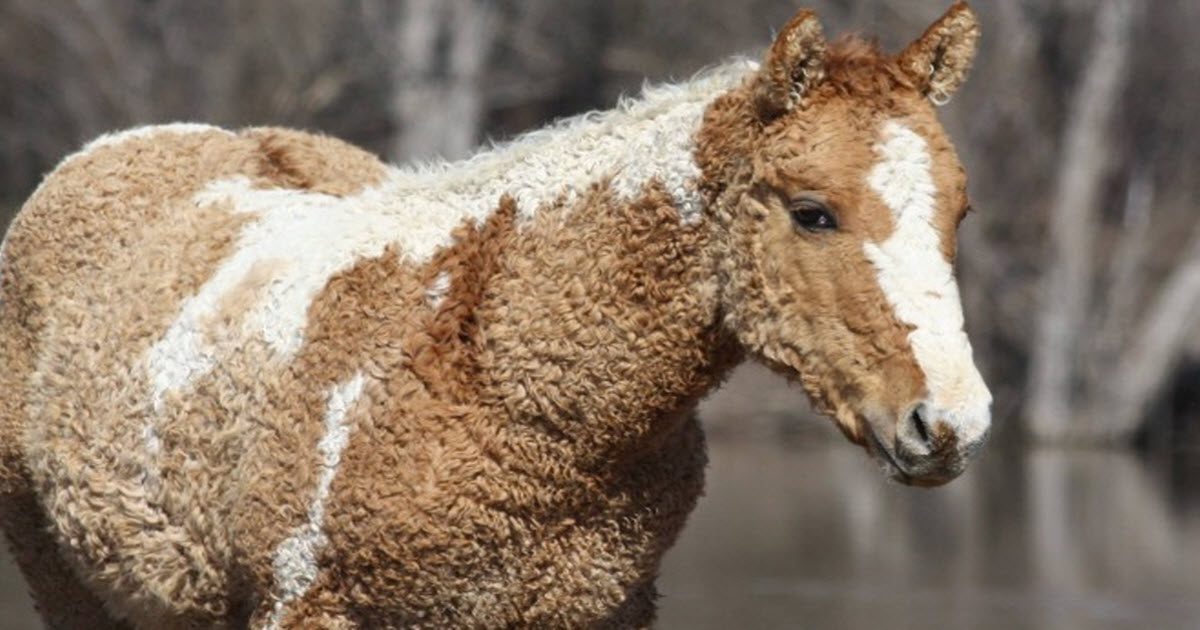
[
  {"left": 898, "top": 2, "right": 980, "bottom": 106},
  {"left": 754, "top": 9, "right": 827, "bottom": 120}
]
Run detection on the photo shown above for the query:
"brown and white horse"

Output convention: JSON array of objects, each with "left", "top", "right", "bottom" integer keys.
[{"left": 0, "top": 3, "right": 989, "bottom": 628}]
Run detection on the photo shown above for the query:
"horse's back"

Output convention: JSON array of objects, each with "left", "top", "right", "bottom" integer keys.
[{"left": 0, "top": 124, "right": 389, "bottom": 625}]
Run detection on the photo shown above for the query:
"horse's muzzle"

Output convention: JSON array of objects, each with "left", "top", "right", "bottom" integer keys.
[{"left": 873, "top": 401, "right": 991, "bottom": 486}]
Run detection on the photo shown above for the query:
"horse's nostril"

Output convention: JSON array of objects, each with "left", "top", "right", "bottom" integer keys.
[{"left": 910, "top": 405, "right": 931, "bottom": 446}]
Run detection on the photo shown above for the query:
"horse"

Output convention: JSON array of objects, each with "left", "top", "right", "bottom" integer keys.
[{"left": 0, "top": 3, "right": 990, "bottom": 627}]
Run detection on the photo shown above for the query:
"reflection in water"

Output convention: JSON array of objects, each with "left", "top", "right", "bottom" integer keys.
[
  {"left": 658, "top": 440, "right": 1200, "bottom": 629},
  {"left": 0, "top": 441, "right": 1198, "bottom": 628}
]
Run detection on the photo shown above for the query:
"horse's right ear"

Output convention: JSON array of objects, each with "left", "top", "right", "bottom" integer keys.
[
  {"left": 754, "top": 9, "right": 828, "bottom": 121},
  {"left": 897, "top": 2, "right": 980, "bottom": 105}
]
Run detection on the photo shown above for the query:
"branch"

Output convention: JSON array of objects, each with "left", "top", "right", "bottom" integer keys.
[
  {"left": 1088, "top": 223, "right": 1200, "bottom": 442},
  {"left": 1085, "top": 166, "right": 1154, "bottom": 383}
]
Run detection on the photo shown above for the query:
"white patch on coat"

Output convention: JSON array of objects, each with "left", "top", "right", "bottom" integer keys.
[
  {"left": 265, "top": 372, "right": 365, "bottom": 630},
  {"left": 144, "top": 60, "right": 756, "bottom": 408},
  {"left": 145, "top": 177, "right": 419, "bottom": 411},
  {"left": 862, "top": 121, "right": 991, "bottom": 441},
  {"left": 139, "top": 423, "right": 164, "bottom": 496},
  {"left": 426, "top": 270, "right": 452, "bottom": 309}
]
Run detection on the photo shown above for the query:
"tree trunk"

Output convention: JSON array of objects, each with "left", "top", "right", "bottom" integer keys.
[
  {"left": 390, "top": 0, "right": 495, "bottom": 162},
  {"left": 1089, "top": 226, "right": 1200, "bottom": 441},
  {"left": 1025, "top": 0, "right": 1135, "bottom": 443}
]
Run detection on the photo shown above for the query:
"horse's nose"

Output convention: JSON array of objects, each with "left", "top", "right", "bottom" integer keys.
[
  {"left": 893, "top": 402, "right": 990, "bottom": 485},
  {"left": 896, "top": 403, "right": 935, "bottom": 457}
]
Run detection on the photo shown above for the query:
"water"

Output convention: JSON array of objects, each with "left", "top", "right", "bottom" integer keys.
[
  {"left": 658, "top": 440, "right": 1200, "bottom": 629},
  {"left": 0, "top": 543, "right": 36, "bottom": 627},
  {"left": 1, "top": 441, "right": 1198, "bottom": 629}
]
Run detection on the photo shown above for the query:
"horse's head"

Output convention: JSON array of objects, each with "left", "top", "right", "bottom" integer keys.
[{"left": 704, "top": 3, "right": 990, "bottom": 486}]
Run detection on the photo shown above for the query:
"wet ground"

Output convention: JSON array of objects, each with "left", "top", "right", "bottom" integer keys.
[{"left": 1, "top": 439, "right": 1198, "bottom": 628}]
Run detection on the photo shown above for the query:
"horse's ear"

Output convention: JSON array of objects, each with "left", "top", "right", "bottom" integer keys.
[
  {"left": 754, "top": 9, "right": 827, "bottom": 120},
  {"left": 898, "top": 2, "right": 980, "bottom": 106}
]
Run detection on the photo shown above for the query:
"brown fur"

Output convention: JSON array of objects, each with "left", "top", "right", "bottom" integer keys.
[
  {"left": 0, "top": 127, "right": 388, "bottom": 627},
  {"left": 223, "top": 180, "right": 734, "bottom": 628}
]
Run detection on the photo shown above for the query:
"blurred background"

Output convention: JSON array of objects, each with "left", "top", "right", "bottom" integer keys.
[{"left": 1, "top": 0, "right": 1199, "bottom": 627}]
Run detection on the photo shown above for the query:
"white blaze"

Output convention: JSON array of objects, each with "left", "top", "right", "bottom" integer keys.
[
  {"left": 426, "top": 270, "right": 453, "bottom": 309},
  {"left": 862, "top": 121, "right": 991, "bottom": 439},
  {"left": 265, "top": 372, "right": 365, "bottom": 630}
]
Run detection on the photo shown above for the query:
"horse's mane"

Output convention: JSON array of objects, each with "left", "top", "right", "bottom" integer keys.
[
  {"left": 386, "top": 59, "right": 758, "bottom": 188},
  {"left": 822, "top": 35, "right": 916, "bottom": 98},
  {"left": 388, "top": 37, "right": 914, "bottom": 188}
]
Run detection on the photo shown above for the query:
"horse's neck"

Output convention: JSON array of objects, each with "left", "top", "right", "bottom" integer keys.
[
  {"left": 473, "top": 189, "right": 741, "bottom": 461},
  {"left": 399, "top": 62, "right": 754, "bottom": 458},
  {"left": 460, "top": 67, "right": 758, "bottom": 457}
]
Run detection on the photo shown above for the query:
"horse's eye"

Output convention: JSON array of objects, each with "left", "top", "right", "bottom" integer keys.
[{"left": 789, "top": 200, "right": 838, "bottom": 232}]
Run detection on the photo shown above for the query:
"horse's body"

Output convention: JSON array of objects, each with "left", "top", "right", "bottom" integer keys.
[
  {"left": 1, "top": 70, "right": 747, "bottom": 628},
  {"left": 1, "top": 5, "right": 991, "bottom": 628}
]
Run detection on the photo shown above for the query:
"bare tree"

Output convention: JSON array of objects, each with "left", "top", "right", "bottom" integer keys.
[
  {"left": 389, "top": 0, "right": 496, "bottom": 162},
  {"left": 1023, "top": 0, "right": 1200, "bottom": 444},
  {"left": 1026, "top": 0, "right": 1136, "bottom": 443},
  {"left": 1087, "top": 225, "right": 1200, "bottom": 441}
]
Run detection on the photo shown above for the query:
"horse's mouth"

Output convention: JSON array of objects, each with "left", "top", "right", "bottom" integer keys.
[
  {"left": 864, "top": 426, "right": 912, "bottom": 485},
  {"left": 864, "top": 423, "right": 971, "bottom": 488}
]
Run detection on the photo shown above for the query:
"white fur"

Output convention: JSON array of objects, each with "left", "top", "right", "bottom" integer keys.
[
  {"left": 862, "top": 121, "right": 991, "bottom": 440},
  {"left": 139, "top": 424, "right": 164, "bottom": 497},
  {"left": 146, "top": 177, "right": 420, "bottom": 411},
  {"left": 396, "top": 60, "right": 755, "bottom": 224},
  {"left": 144, "top": 61, "right": 756, "bottom": 408},
  {"left": 265, "top": 372, "right": 365, "bottom": 630},
  {"left": 427, "top": 271, "right": 452, "bottom": 309}
]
